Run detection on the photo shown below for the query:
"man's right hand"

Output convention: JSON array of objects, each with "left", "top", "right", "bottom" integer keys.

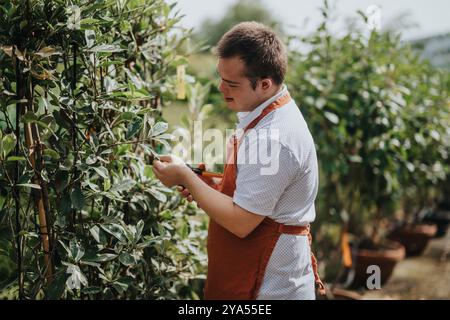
[
  {"left": 177, "top": 185, "right": 195, "bottom": 202},
  {"left": 177, "top": 168, "right": 221, "bottom": 203}
]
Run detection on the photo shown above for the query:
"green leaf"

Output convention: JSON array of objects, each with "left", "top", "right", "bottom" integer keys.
[
  {"left": 135, "top": 220, "right": 144, "bottom": 242},
  {"left": 59, "top": 193, "right": 72, "bottom": 214},
  {"left": 82, "top": 286, "right": 101, "bottom": 295},
  {"left": 103, "top": 178, "right": 111, "bottom": 191},
  {"left": 110, "top": 179, "right": 136, "bottom": 193},
  {"left": 89, "top": 225, "right": 101, "bottom": 243},
  {"left": 71, "top": 187, "right": 85, "bottom": 210},
  {"left": 65, "top": 264, "right": 88, "bottom": 290},
  {"left": 151, "top": 122, "right": 168, "bottom": 137},
  {"left": 1, "top": 133, "right": 16, "bottom": 159},
  {"left": 324, "top": 111, "right": 339, "bottom": 124},
  {"left": 87, "top": 44, "right": 125, "bottom": 53},
  {"left": 21, "top": 111, "right": 38, "bottom": 124},
  {"left": 84, "top": 30, "right": 95, "bottom": 48},
  {"left": 171, "top": 55, "right": 189, "bottom": 67},
  {"left": 46, "top": 271, "right": 67, "bottom": 299},
  {"left": 179, "top": 222, "right": 189, "bottom": 239},
  {"left": 126, "top": 117, "right": 142, "bottom": 140},
  {"left": 112, "top": 280, "right": 128, "bottom": 293},
  {"left": 55, "top": 171, "right": 70, "bottom": 193},
  {"left": 118, "top": 252, "right": 135, "bottom": 266},
  {"left": 155, "top": 133, "right": 174, "bottom": 140},
  {"left": 18, "top": 171, "right": 33, "bottom": 185},
  {"left": 349, "top": 155, "right": 363, "bottom": 163},
  {"left": 43, "top": 148, "right": 60, "bottom": 160},
  {"left": 16, "top": 183, "right": 41, "bottom": 190},
  {"left": 144, "top": 165, "right": 154, "bottom": 179},
  {"left": 119, "top": 112, "right": 135, "bottom": 122},
  {"left": 159, "top": 209, "right": 173, "bottom": 220},
  {"left": 93, "top": 166, "right": 109, "bottom": 179},
  {"left": 111, "top": 91, "right": 151, "bottom": 100},
  {"left": 147, "top": 187, "right": 167, "bottom": 202},
  {"left": 6, "top": 156, "right": 25, "bottom": 162},
  {"left": 86, "top": 253, "right": 117, "bottom": 262},
  {"left": 80, "top": 18, "right": 100, "bottom": 27},
  {"left": 100, "top": 223, "right": 127, "bottom": 242},
  {"left": 86, "top": 154, "right": 97, "bottom": 165},
  {"left": 69, "top": 238, "right": 85, "bottom": 262}
]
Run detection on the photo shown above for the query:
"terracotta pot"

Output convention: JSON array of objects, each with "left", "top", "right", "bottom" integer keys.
[
  {"left": 388, "top": 223, "right": 438, "bottom": 256},
  {"left": 351, "top": 240, "right": 405, "bottom": 289}
]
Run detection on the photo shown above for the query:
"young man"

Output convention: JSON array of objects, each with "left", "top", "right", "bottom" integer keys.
[{"left": 152, "top": 22, "right": 324, "bottom": 300}]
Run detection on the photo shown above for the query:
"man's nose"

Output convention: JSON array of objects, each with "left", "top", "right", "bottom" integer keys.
[{"left": 218, "top": 80, "right": 226, "bottom": 94}]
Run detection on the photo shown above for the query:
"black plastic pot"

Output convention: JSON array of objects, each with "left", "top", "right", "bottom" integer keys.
[{"left": 422, "top": 210, "right": 450, "bottom": 238}]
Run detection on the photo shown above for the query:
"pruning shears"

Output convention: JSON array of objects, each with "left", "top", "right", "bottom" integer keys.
[{"left": 186, "top": 163, "right": 223, "bottom": 178}]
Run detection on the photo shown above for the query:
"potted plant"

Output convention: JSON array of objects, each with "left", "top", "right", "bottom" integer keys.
[
  {"left": 420, "top": 173, "right": 450, "bottom": 238},
  {"left": 387, "top": 65, "right": 449, "bottom": 255},
  {"left": 286, "top": 3, "right": 450, "bottom": 290}
]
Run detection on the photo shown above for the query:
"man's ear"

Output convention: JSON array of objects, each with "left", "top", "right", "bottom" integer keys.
[{"left": 260, "top": 78, "right": 273, "bottom": 91}]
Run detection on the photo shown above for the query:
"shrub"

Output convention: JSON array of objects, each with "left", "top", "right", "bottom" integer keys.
[
  {"left": 287, "top": 6, "right": 449, "bottom": 278},
  {"left": 0, "top": 0, "right": 206, "bottom": 299}
]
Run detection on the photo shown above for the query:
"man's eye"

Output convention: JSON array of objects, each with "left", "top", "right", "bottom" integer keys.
[{"left": 229, "top": 85, "right": 238, "bottom": 88}]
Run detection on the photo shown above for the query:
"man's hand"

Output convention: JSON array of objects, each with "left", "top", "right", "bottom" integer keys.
[
  {"left": 152, "top": 155, "right": 192, "bottom": 188},
  {"left": 177, "top": 186, "right": 194, "bottom": 202},
  {"left": 153, "top": 155, "right": 264, "bottom": 238},
  {"left": 175, "top": 162, "right": 221, "bottom": 203},
  {"left": 177, "top": 164, "right": 221, "bottom": 203}
]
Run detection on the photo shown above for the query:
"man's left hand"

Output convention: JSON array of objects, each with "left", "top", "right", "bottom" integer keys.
[{"left": 152, "top": 155, "right": 192, "bottom": 188}]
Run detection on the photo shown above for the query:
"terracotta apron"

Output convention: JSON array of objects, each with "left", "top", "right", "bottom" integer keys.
[{"left": 204, "top": 92, "right": 326, "bottom": 300}]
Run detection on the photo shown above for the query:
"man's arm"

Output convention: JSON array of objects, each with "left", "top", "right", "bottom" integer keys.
[
  {"left": 182, "top": 169, "right": 265, "bottom": 238},
  {"left": 152, "top": 157, "right": 264, "bottom": 238}
]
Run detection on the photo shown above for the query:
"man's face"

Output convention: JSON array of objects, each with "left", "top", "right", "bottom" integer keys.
[{"left": 217, "top": 56, "right": 264, "bottom": 112}]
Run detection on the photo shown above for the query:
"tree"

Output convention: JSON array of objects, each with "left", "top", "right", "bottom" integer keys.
[
  {"left": 287, "top": 3, "right": 449, "bottom": 278},
  {"left": 195, "top": 0, "right": 283, "bottom": 47}
]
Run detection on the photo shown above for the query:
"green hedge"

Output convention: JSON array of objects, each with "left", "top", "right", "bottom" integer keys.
[{"left": 0, "top": 0, "right": 206, "bottom": 299}]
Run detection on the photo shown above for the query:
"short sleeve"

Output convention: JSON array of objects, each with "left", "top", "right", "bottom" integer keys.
[{"left": 233, "top": 132, "right": 300, "bottom": 216}]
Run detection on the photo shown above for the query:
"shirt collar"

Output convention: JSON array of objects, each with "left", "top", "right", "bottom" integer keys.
[{"left": 236, "top": 84, "right": 288, "bottom": 129}]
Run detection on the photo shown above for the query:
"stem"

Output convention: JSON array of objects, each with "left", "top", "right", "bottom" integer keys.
[
  {"left": 14, "top": 53, "right": 24, "bottom": 299},
  {"left": 71, "top": 43, "right": 79, "bottom": 230},
  {"left": 104, "top": 138, "right": 154, "bottom": 149},
  {"left": 23, "top": 76, "right": 53, "bottom": 283}
]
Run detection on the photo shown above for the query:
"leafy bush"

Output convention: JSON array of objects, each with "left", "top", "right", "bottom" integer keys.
[
  {"left": 287, "top": 6, "right": 449, "bottom": 278},
  {"left": 0, "top": 0, "right": 206, "bottom": 299}
]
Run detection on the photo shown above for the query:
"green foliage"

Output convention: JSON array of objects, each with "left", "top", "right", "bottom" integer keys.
[
  {"left": 0, "top": 0, "right": 206, "bottom": 299},
  {"left": 287, "top": 7, "right": 449, "bottom": 259}
]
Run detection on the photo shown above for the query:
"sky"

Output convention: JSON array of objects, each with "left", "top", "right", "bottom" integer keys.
[{"left": 172, "top": 0, "right": 450, "bottom": 41}]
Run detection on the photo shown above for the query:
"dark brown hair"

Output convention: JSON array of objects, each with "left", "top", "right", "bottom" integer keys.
[{"left": 216, "top": 21, "right": 287, "bottom": 89}]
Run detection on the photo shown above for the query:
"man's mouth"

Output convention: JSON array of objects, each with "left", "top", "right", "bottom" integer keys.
[{"left": 225, "top": 97, "right": 234, "bottom": 102}]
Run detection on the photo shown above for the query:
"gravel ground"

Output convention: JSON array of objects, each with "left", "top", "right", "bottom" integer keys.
[{"left": 361, "top": 230, "right": 450, "bottom": 300}]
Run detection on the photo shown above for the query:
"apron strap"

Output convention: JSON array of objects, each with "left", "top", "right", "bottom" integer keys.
[
  {"left": 276, "top": 221, "right": 326, "bottom": 295},
  {"left": 307, "top": 229, "right": 327, "bottom": 295}
]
